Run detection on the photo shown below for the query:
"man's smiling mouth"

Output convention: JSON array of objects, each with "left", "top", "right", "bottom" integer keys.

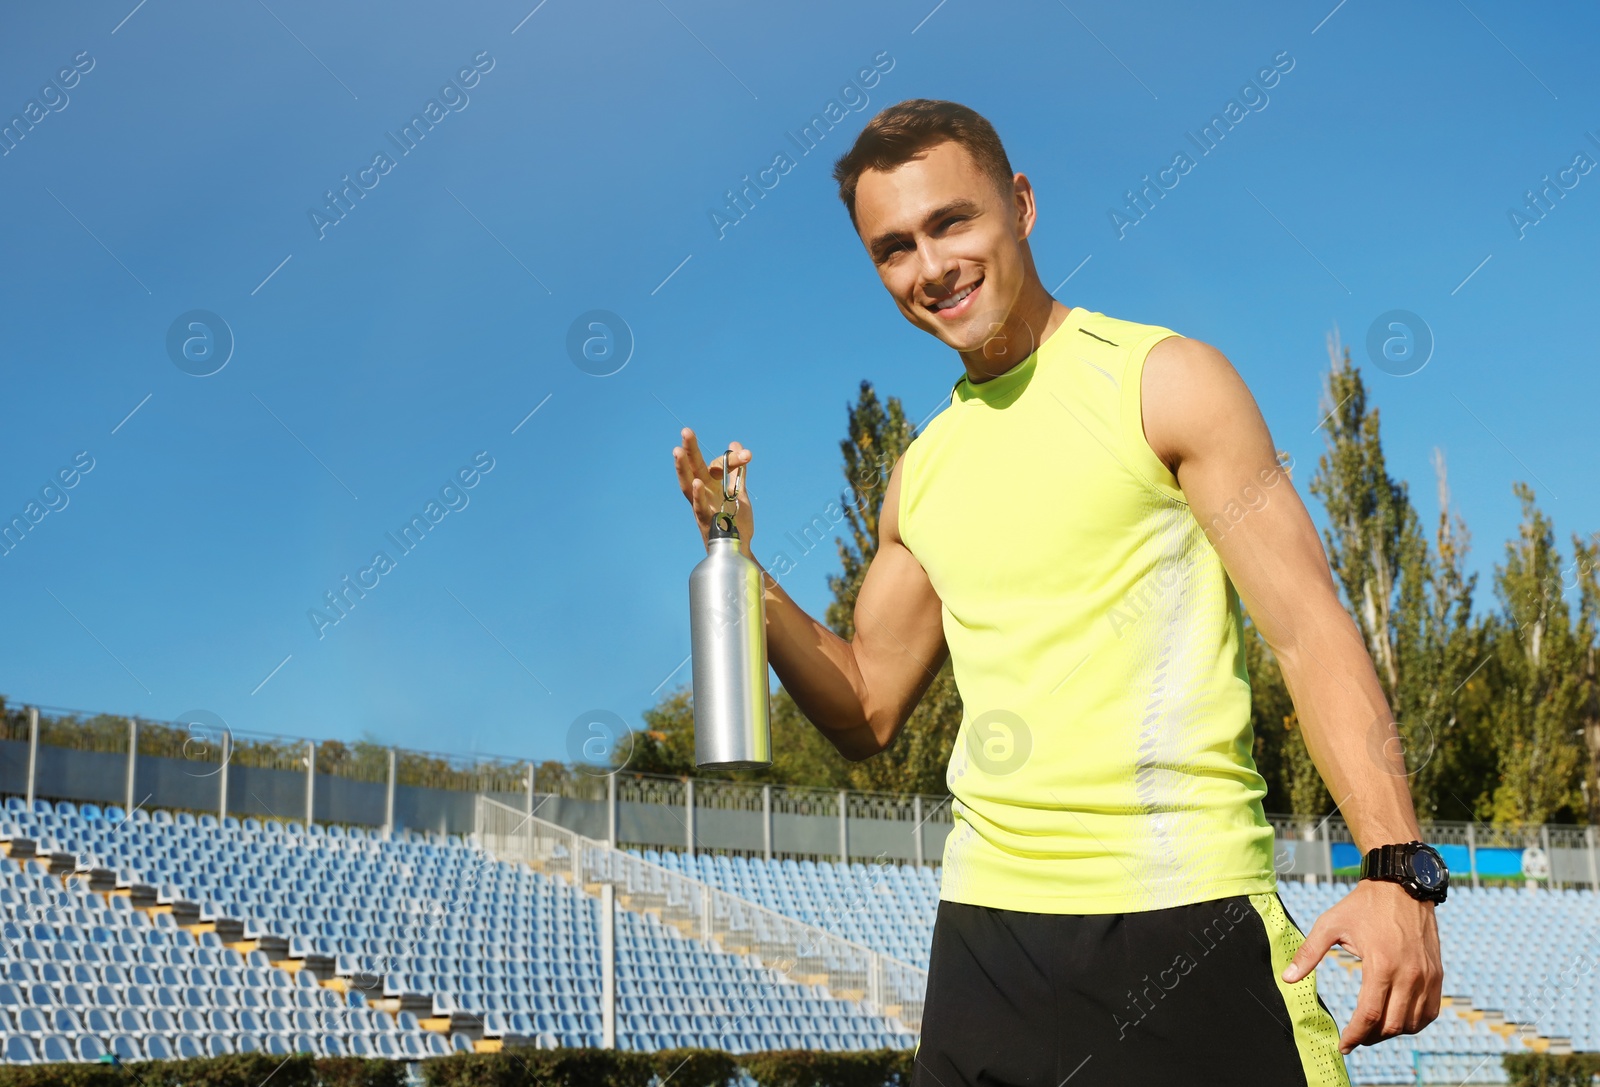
[{"left": 929, "top": 278, "right": 982, "bottom": 316}]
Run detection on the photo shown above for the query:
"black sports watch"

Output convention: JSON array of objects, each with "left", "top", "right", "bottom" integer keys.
[{"left": 1359, "top": 841, "right": 1449, "bottom": 904}]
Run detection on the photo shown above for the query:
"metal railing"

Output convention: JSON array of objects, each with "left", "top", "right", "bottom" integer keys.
[
  {"left": 476, "top": 796, "right": 928, "bottom": 1031},
  {"left": 9, "top": 698, "right": 1599, "bottom": 888}
]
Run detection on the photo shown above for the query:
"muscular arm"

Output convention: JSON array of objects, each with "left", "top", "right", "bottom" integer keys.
[
  {"left": 1142, "top": 336, "right": 1419, "bottom": 849},
  {"left": 755, "top": 454, "right": 949, "bottom": 760},
  {"left": 1141, "top": 335, "right": 1442, "bottom": 1054}
]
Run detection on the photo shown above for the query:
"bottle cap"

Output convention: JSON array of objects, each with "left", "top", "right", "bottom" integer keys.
[{"left": 709, "top": 511, "right": 740, "bottom": 540}]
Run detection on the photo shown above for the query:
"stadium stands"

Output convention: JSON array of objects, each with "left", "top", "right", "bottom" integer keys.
[
  {"left": 654, "top": 849, "right": 937, "bottom": 969},
  {"left": 3, "top": 792, "right": 1591, "bottom": 1084},
  {"left": 0, "top": 797, "right": 912, "bottom": 1066}
]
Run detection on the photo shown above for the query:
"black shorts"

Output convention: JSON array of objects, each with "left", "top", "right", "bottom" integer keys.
[{"left": 912, "top": 892, "right": 1351, "bottom": 1087}]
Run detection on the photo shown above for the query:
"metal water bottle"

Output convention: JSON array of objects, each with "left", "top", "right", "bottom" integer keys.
[{"left": 689, "top": 454, "right": 772, "bottom": 769}]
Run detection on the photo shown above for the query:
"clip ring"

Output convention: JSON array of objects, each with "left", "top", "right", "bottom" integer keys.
[{"left": 719, "top": 448, "right": 742, "bottom": 505}]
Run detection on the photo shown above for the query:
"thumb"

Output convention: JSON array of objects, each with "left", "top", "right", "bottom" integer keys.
[{"left": 1283, "top": 916, "right": 1338, "bottom": 984}]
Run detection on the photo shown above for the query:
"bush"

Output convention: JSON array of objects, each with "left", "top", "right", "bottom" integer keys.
[
  {"left": 0, "top": 1055, "right": 406, "bottom": 1087},
  {"left": 740, "top": 1049, "right": 913, "bottom": 1087},
  {"left": 0, "top": 1064, "right": 126, "bottom": 1087},
  {"left": 0, "top": 1047, "right": 908, "bottom": 1087},
  {"left": 421, "top": 1050, "right": 656, "bottom": 1087},
  {"left": 1504, "top": 1054, "right": 1600, "bottom": 1087},
  {"left": 314, "top": 1057, "right": 410, "bottom": 1087},
  {"left": 422, "top": 1048, "right": 907, "bottom": 1087}
]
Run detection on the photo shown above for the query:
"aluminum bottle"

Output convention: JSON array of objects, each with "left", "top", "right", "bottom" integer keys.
[{"left": 689, "top": 511, "right": 772, "bottom": 768}]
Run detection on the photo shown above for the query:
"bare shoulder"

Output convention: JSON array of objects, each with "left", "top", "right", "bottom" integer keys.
[
  {"left": 1142, "top": 334, "right": 1263, "bottom": 473},
  {"left": 879, "top": 452, "right": 908, "bottom": 546}
]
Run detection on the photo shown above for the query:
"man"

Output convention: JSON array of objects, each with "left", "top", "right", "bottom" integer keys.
[{"left": 671, "top": 99, "right": 1442, "bottom": 1086}]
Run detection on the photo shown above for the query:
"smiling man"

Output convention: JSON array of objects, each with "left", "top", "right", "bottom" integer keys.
[{"left": 672, "top": 98, "right": 1443, "bottom": 1086}]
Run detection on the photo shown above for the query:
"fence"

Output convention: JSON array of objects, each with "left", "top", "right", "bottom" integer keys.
[
  {"left": 475, "top": 797, "right": 928, "bottom": 1031},
  {"left": 531, "top": 772, "right": 954, "bottom": 866},
  {"left": 3, "top": 702, "right": 1594, "bottom": 889},
  {"left": 0, "top": 705, "right": 528, "bottom": 836}
]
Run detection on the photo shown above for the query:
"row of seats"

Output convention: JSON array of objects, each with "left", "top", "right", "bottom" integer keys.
[
  {"left": 5, "top": 1006, "right": 408, "bottom": 1036},
  {"left": 2, "top": 1028, "right": 455, "bottom": 1064}
]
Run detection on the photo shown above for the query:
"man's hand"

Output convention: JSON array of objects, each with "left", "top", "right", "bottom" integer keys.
[
  {"left": 672, "top": 427, "right": 754, "bottom": 553},
  {"left": 1282, "top": 880, "right": 1443, "bottom": 1054}
]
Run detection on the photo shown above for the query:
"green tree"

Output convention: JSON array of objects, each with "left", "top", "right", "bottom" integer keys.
[
  {"left": 822, "top": 381, "right": 960, "bottom": 797},
  {"left": 1486, "top": 483, "right": 1589, "bottom": 824},
  {"left": 621, "top": 684, "right": 853, "bottom": 790},
  {"left": 1574, "top": 531, "right": 1600, "bottom": 821},
  {"left": 1306, "top": 335, "right": 1480, "bottom": 822},
  {"left": 1418, "top": 450, "right": 1496, "bottom": 822},
  {"left": 624, "top": 687, "right": 697, "bottom": 777}
]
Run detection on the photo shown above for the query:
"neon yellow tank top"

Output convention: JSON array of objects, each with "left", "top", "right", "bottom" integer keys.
[{"left": 898, "top": 306, "right": 1277, "bottom": 914}]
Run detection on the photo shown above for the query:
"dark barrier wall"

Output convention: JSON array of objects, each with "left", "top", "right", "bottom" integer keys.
[
  {"left": 23, "top": 744, "right": 126, "bottom": 808},
  {"left": 134, "top": 752, "right": 226, "bottom": 815},
  {"left": 229, "top": 764, "right": 312, "bottom": 825},
  {"left": 316, "top": 775, "right": 386, "bottom": 829},
  {"left": 1, "top": 739, "right": 519, "bottom": 836}
]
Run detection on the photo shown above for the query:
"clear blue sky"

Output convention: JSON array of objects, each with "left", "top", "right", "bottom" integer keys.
[{"left": 2, "top": 0, "right": 1595, "bottom": 765}]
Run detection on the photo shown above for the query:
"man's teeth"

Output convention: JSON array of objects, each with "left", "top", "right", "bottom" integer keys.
[{"left": 934, "top": 283, "right": 976, "bottom": 311}]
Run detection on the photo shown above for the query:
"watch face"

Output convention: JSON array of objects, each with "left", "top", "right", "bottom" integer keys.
[{"left": 1411, "top": 849, "right": 1445, "bottom": 889}]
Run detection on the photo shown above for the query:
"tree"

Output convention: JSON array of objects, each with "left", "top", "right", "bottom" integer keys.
[
  {"left": 1306, "top": 332, "right": 1480, "bottom": 822},
  {"left": 1573, "top": 531, "right": 1600, "bottom": 821},
  {"left": 823, "top": 381, "right": 960, "bottom": 796},
  {"left": 1416, "top": 450, "right": 1495, "bottom": 822},
  {"left": 1486, "top": 483, "right": 1589, "bottom": 824},
  {"left": 621, "top": 687, "right": 697, "bottom": 777},
  {"left": 623, "top": 683, "right": 853, "bottom": 790}
]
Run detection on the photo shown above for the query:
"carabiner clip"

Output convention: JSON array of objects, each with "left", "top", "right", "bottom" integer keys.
[{"left": 719, "top": 448, "right": 742, "bottom": 506}]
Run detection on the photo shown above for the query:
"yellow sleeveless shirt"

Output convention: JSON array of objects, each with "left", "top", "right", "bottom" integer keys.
[{"left": 898, "top": 306, "right": 1277, "bottom": 914}]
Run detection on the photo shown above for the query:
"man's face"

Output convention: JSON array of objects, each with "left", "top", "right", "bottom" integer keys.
[{"left": 854, "top": 139, "right": 1030, "bottom": 364}]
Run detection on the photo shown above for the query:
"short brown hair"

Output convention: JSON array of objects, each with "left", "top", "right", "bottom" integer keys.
[{"left": 831, "top": 99, "right": 1015, "bottom": 232}]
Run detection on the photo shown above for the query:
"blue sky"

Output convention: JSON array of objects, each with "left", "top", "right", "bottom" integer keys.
[{"left": 2, "top": 0, "right": 1595, "bottom": 766}]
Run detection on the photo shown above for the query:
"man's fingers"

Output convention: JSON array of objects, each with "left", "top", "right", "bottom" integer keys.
[
  {"left": 1402, "top": 955, "right": 1442, "bottom": 1034},
  {"left": 679, "top": 429, "right": 752, "bottom": 487},
  {"left": 1392, "top": 961, "right": 1430, "bottom": 1036},
  {"left": 674, "top": 452, "right": 711, "bottom": 518},
  {"left": 1381, "top": 963, "right": 1423, "bottom": 1039},
  {"left": 1340, "top": 971, "right": 1392, "bottom": 1054},
  {"left": 680, "top": 428, "right": 711, "bottom": 478},
  {"left": 707, "top": 441, "right": 752, "bottom": 485},
  {"left": 1282, "top": 917, "right": 1338, "bottom": 984},
  {"left": 675, "top": 429, "right": 722, "bottom": 510},
  {"left": 1420, "top": 961, "right": 1442, "bottom": 1024}
]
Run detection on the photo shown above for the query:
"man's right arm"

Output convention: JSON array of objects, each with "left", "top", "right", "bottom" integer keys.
[{"left": 754, "top": 454, "right": 949, "bottom": 760}]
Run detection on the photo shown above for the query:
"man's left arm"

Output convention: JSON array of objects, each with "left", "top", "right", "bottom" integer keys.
[{"left": 1141, "top": 334, "right": 1443, "bottom": 1056}]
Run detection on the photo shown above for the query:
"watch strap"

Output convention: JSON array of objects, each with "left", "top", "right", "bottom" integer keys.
[{"left": 1360, "top": 840, "right": 1447, "bottom": 903}]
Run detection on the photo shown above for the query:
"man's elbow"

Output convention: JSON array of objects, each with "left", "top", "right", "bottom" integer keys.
[
  {"left": 837, "top": 729, "right": 890, "bottom": 762},
  {"left": 837, "top": 709, "right": 896, "bottom": 761}
]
